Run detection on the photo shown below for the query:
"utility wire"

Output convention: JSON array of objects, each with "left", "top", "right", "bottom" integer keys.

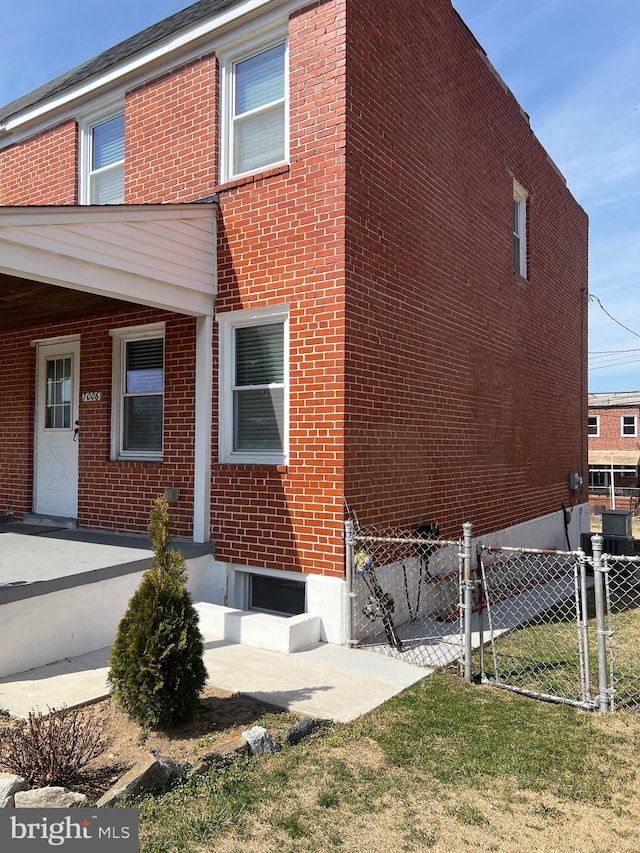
[{"left": 589, "top": 293, "right": 640, "bottom": 341}]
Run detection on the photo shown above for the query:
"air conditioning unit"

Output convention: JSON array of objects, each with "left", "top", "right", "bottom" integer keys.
[
  {"left": 602, "top": 535, "right": 635, "bottom": 557},
  {"left": 602, "top": 510, "right": 633, "bottom": 538}
]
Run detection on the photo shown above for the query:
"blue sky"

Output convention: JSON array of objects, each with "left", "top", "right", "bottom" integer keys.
[{"left": 1, "top": 0, "right": 639, "bottom": 393}]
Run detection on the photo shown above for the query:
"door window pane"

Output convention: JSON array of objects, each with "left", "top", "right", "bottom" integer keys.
[{"left": 45, "top": 357, "right": 72, "bottom": 429}]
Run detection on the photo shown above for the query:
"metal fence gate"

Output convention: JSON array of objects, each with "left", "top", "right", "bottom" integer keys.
[
  {"left": 476, "top": 545, "right": 597, "bottom": 709},
  {"left": 601, "top": 550, "right": 640, "bottom": 711},
  {"left": 345, "top": 520, "right": 466, "bottom": 670}
]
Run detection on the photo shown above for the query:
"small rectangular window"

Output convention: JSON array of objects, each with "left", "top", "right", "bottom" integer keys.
[
  {"left": 588, "top": 415, "right": 600, "bottom": 437},
  {"left": 512, "top": 180, "right": 527, "bottom": 278},
  {"left": 621, "top": 415, "right": 637, "bottom": 437},
  {"left": 250, "top": 574, "right": 305, "bottom": 616},
  {"left": 83, "top": 112, "right": 125, "bottom": 204},
  {"left": 234, "top": 324, "right": 284, "bottom": 452},
  {"left": 123, "top": 338, "right": 164, "bottom": 453},
  {"left": 110, "top": 325, "right": 164, "bottom": 461}
]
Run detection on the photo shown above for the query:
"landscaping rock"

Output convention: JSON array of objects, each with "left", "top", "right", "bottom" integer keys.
[
  {"left": 96, "top": 753, "right": 188, "bottom": 807},
  {"left": 191, "top": 731, "right": 249, "bottom": 775},
  {"left": 241, "top": 725, "right": 281, "bottom": 756},
  {"left": 283, "top": 717, "right": 322, "bottom": 746},
  {"left": 0, "top": 773, "right": 27, "bottom": 808},
  {"left": 14, "top": 787, "right": 88, "bottom": 808}
]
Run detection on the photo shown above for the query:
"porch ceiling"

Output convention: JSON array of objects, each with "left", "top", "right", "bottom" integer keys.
[
  {"left": 0, "top": 203, "right": 217, "bottom": 331},
  {"left": 0, "top": 273, "right": 127, "bottom": 331}
]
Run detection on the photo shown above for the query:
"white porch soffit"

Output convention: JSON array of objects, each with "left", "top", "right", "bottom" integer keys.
[
  {"left": 0, "top": 204, "right": 216, "bottom": 316},
  {"left": 589, "top": 451, "right": 640, "bottom": 466}
]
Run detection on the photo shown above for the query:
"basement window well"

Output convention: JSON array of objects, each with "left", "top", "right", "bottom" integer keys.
[{"left": 249, "top": 574, "right": 305, "bottom": 616}]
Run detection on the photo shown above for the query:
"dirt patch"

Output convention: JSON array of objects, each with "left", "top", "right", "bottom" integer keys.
[{"left": 0, "top": 687, "right": 289, "bottom": 803}]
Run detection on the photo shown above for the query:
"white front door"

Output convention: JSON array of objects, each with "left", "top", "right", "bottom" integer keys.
[{"left": 34, "top": 339, "right": 80, "bottom": 518}]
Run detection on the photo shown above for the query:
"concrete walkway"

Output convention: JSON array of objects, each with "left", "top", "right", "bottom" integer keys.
[{"left": 0, "top": 639, "right": 428, "bottom": 723}]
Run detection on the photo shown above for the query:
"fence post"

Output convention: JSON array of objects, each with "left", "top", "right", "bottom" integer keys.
[
  {"left": 344, "top": 519, "right": 356, "bottom": 647},
  {"left": 591, "top": 534, "right": 610, "bottom": 712},
  {"left": 462, "top": 522, "right": 473, "bottom": 683}
]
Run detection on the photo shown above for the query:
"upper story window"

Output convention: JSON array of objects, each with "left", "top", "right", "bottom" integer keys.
[
  {"left": 512, "top": 179, "right": 527, "bottom": 278},
  {"left": 110, "top": 323, "right": 164, "bottom": 461},
  {"left": 588, "top": 415, "right": 600, "bottom": 437},
  {"left": 220, "top": 35, "right": 288, "bottom": 183},
  {"left": 621, "top": 414, "right": 637, "bottom": 437},
  {"left": 217, "top": 305, "right": 289, "bottom": 465},
  {"left": 80, "top": 108, "right": 125, "bottom": 204}
]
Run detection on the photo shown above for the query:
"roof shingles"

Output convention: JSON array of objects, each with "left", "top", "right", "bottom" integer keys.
[{"left": 0, "top": 0, "right": 236, "bottom": 123}]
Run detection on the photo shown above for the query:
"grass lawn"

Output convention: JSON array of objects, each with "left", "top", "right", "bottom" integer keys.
[{"left": 128, "top": 672, "right": 640, "bottom": 852}]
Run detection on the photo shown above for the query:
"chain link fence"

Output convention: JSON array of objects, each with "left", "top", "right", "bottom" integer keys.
[
  {"left": 603, "top": 553, "right": 640, "bottom": 711},
  {"left": 345, "top": 521, "right": 464, "bottom": 669},
  {"left": 345, "top": 522, "right": 640, "bottom": 714}
]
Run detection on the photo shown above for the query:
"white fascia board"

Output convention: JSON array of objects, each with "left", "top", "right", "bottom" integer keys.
[
  {"left": 1, "top": 0, "right": 308, "bottom": 138},
  {"left": 0, "top": 204, "right": 214, "bottom": 227}
]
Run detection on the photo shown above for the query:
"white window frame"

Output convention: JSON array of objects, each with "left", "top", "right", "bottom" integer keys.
[
  {"left": 219, "top": 26, "right": 289, "bottom": 183},
  {"left": 110, "top": 323, "right": 165, "bottom": 462},
  {"left": 588, "top": 414, "right": 600, "bottom": 437},
  {"left": 621, "top": 414, "right": 638, "bottom": 437},
  {"left": 217, "top": 305, "right": 289, "bottom": 465},
  {"left": 513, "top": 179, "right": 528, "bottom": 278},
  {"left": 79, "top": 102, "right": 125, "bottom": 205}
]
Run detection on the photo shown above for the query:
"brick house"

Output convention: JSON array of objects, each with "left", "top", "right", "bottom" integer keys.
[
  {"left": 588, "top": 392, "right": 640, "bottom": 514},
  {"left": 0, "top": 0, "right": 588, "bottom": 645}
]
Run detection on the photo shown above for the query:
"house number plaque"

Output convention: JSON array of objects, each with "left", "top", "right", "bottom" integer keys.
[{"left": 81, "top": 391, "right": 102, "bottom": 402}]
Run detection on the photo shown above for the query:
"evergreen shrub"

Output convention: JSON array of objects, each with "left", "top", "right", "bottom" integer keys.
[{"left": 108, "top": 497, "right": 207, "bottom": 728}]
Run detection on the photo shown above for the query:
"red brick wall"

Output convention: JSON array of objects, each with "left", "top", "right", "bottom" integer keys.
[
  {"left": 589, "top": 407, "right": 640, "bottom": 449},
  {"left": 126, "top": 56, "right": 218, "bottom": 203},
  {"left": 0, "top": 331, "right": 35, "bottom": 516},
  {"left": 0, "top": 122, "right": 78, "bottom": 204},
  {"left": 343, "top": 0, "right": 589, "bottom": 539},
  {"left": 588, "top": 405, "right": 640, "bottom": 514},
  {"left": 209, "top": 0, "right": 347, "bottom": 576}
]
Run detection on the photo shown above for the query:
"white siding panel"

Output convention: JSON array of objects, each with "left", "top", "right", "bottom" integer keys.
[
  {"left": 0, "top": 204, "right": 217, "bottom": 315},
  {"left": 3, "top": 222, "right": 213, "bottom": 289}
]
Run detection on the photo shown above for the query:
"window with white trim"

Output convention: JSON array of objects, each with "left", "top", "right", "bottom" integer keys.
[
  {"left": 80, "top": 109, "right": 125, "bottom": 204},
  {"left": 220, "top": 36, "right": 288, "bottom": 182},
  {"left": 588, "top": 415, "right": 600, "bottom": 437},
  {"left": 621, "top": 414, "right": 637, "bottom": 437},
  {"left": 512, "top": 179, "right": 527, "bottom": 277},
  {"left": 110, "top": 324, "right": 164, "bottom": 461},
  {"left": 218, "top": 306, "right": 289, "bottom": 464}
]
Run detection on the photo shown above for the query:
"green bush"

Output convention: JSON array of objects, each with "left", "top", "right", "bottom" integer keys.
[{"left": 108, "top": 497, "right": 207, "bottom": 729}]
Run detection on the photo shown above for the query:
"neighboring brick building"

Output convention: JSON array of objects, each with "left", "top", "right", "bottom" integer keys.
[
  {"left": 588, "top": 392, "right": 640, "bottom": 514},
  {"left": 0, "top": 0, "right": 589, "bottom": 643}
]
